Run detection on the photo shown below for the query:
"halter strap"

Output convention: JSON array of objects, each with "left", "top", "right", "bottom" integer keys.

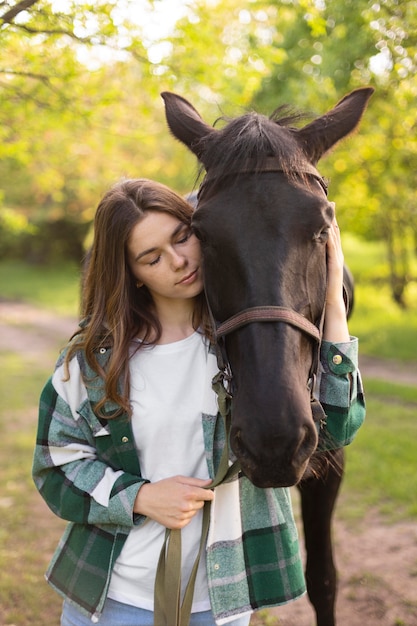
[
  {"left": 200, "top": 157, "right": 328, "bottom": 197},
  {"left": 210, "top": 299, "right": 327, "bottom": 437},
  {"left": 216, "top": 305, "right": 321, "bottom": 343}
]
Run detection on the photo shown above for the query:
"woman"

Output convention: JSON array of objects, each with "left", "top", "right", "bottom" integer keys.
[{"left": 32, "top": 178, "right": 365, "bottom": 626}]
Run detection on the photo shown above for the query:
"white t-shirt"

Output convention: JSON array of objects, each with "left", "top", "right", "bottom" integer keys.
[{"left": 107, "top": 332, "right": 212, "bottom": 612}]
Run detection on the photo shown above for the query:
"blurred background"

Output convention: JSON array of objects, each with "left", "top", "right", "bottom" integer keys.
[{"left": 0, "top": 1, "right": 416, "bottom": 624}]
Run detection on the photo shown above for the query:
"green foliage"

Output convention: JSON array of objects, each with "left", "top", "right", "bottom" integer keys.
[
  {"left": 0, "top": 211, "right": 89, "bottom": 263},
  {"left": 0, "top": 206, "right": 37, "bottom": 258},
  {"left": 343, "top": 233, "right": 417, "bottom": 357},
  {"left": 0, "top": 0, "right": 416, "bottom": 305},
  {"left": 24, "top": 217, "right": 90, "bottom": 263},
  {"left": 0, "top": 1, "right": 171, "bottom": 224},
  {"left": 165, "top": 1, "right": 288, "bottom": 110},
  {"left": 250, "top": 0, "right": 417, "bottom": 306},
  {"left": 342, "top": 233, "right": 388, "bottom": 282}
]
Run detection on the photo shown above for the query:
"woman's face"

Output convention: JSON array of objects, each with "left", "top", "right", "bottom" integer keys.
[{"left": 127, "top": 210, "right": 204, "bottom": 305}]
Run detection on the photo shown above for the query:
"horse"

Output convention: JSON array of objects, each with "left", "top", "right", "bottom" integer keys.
[{"left": 162, "top": 88, "right": 373, "bottom": 626}]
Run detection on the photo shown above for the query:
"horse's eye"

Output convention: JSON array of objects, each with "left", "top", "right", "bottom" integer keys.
[{"left": 314, "top": 228, "right": 330, "bottom": 243}]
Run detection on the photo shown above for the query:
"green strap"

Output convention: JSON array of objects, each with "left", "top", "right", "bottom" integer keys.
[{"left": 153, "top": 372, "right": 240, "bottom": 626}]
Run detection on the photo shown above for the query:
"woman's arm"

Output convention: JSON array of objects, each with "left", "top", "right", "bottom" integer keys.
[
  {"left": 32, "top": 362, "right": 147, "bottom": 528},
  {"left": 317, "top": 212, "right": 366, "bottom": 449},
  {"left": 323, "top": 214, "right": 350, "bottom": 343},
  {"left": 33, "top": 356, "right": 214, "bottom": 530}
]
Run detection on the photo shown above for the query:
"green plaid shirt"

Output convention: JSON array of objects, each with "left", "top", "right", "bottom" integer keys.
[{"left": 32, "top": 338, "right": 365, "bottom": 624}]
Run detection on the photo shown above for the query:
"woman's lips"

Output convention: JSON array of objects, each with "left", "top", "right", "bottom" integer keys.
[{"left": 177, "top": 269, "right": 198, "bottom": 285}]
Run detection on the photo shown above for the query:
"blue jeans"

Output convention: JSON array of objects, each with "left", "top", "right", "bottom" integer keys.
[{"left": 61, "top": 598, "right": 251, "bottom": 626}]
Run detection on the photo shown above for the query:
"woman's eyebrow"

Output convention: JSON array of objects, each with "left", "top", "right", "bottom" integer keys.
[
  {"left": 134, "top": 246, "right": 158, "bottom": 262},
  {"left": 134, "top": 223, "right": 186, "bottom": 262}
]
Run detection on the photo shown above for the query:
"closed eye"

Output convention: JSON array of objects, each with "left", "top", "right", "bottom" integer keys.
[
  {"left": 176, "top": 226, "right": 193, "bottom": 245},
  {"left": 148, "top": 255, "right": 161, "bottom": 266}
]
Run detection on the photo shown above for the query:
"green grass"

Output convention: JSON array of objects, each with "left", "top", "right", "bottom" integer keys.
[
  {"left": 342, "top": 232, "right": 417, "bottom": 290},
  {"left": 0, "top": 352, "right": 51, "bottom": 415},
  {"left": 0, "top": 259, "right": 81, "bottom": 316},
  {"left": 0, "top": 351, "right": 64, "bottom": 626},
  {"left": 339, "top": 378, "right": 417, "bottom": 521},
  {"left": 342, "top": 233, "right": 389, "bottom": 283},
  {"left": 363, "top": 378, "right": 417, "bottom": 404},
  {"left": 342, "top": 232, "right": 417, "bottom": 361},
  {"left": 347, "top": 283, "right": 417, "bottom": 361}
]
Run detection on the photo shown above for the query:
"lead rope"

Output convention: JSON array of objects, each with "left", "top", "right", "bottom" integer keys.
[{"left": 153, "top": 371, "right": 240, "bottom": 626}]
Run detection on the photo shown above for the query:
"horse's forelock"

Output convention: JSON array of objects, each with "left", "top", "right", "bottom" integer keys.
[{"left": 197, "top": 109, "right": 310, "bottom": 184}]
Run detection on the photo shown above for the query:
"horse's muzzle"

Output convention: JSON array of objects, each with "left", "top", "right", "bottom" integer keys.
[{"left": 231, "top": 421, "right": 318, "bottom": 488}]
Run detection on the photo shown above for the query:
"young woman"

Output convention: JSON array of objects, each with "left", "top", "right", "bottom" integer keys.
[{"left": 32, "top": 178, "right": 365, "bottom": 626}]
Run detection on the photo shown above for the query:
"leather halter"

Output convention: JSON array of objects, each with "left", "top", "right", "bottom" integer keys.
[
  {"left": 198, "top": 156, "right": 329, "bottom": 199},
  {"left": 198, "top": 157, "right": 328, "bottom": 422},
  {"left": 216, "top": 305, "right": 321, "bottom": 342},
  {"left": 212, "top": 302, "right": 325, "bottom": 398}
]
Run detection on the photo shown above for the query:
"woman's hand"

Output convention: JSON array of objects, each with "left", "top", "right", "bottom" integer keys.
[
  {"left": 323, "top": 209, "right": 350, "bottom": 343},
  {"left": 133, "top": 476, "right": 214, "bottom": 530}
]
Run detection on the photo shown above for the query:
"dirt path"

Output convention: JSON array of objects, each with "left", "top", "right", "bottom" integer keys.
[
  {"left": 1, "top": 300, "right": 417, "bottom": 626},
  {"left": 358, "top": 354, "right": 417, "bottom": 387},
  {"left": 1, "top": 300, "right": 417, "bottom": 385},
  {"left": 257, "top": 511, "right": 417, "bottom": 625}
]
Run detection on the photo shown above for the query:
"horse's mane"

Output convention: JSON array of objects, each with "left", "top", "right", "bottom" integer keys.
[{"left": 196, "top": 106, "right": 310, "bottom": 188}]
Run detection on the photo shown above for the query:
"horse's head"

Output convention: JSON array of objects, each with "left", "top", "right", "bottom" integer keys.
[{"left": 162, "top": 88, "right": 373, "bottom": 487}]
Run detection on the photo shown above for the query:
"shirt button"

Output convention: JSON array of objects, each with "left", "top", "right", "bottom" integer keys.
[
  {"left": 214, "top": 564, "right": 220, "bottom": 570},
  {"left": 332, "top": 354, "right": 342, "bottom": 365},
  {"left": 121, "top": 436, "right": 129, "bottom": 443},
  {"left": 99, "top": 348, "right": 107, "bottom": 354}
]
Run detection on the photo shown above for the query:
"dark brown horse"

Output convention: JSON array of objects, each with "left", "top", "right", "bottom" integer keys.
[{"left": 162, "top": 88, "right": 373, "bottom": 626}]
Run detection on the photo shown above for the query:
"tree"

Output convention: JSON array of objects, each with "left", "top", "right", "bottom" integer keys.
[
  {"left": 0, "top": 0, "right": 291, "bottom": 227},
  {"left": 1, "top": 0, "right": 416, "bottom": 301},
  {"left": 249, "top": 0, "right": 417, "bottom": 307},
  {"left": 0, "top": 1, "right": 164, "bottom": 261}
]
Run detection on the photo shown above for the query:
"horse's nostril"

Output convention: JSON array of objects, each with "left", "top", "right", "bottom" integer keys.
[
  {"left": 293, "top": 424, "right": 317, "bottom": 468},
  {"left": 232, "top": 429, "right": 248, "bottom": 459}
]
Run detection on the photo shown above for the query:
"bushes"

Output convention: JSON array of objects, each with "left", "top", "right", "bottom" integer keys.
[
  {"left": 0, "top": 210, "right": 90, "bottom": 264},
  {"left": 0, "top": 208, "right": 36, "bottom": 259}
]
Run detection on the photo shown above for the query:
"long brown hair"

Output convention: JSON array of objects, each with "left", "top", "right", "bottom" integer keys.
[{"left": 66, "top": 178, "right": 212, "bottom": 418}]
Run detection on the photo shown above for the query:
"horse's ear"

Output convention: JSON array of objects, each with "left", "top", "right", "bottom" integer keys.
[
  {"left": 297, "top": 87, "right": 374, "bottom": 164},
  {"left": 161, "top": 92, "right": 214, "bottom": 160}
]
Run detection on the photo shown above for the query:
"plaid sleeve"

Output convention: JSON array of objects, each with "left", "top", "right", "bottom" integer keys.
[
  {"left": 32, "top": 359, "right": 146, "bottom": 528},
  {"left": 315, "top": 337, "right": 366, "bottom": 449}
]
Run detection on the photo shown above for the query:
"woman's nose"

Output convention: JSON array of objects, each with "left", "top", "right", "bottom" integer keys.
[{"left": 170, "top": 249, "right": 187, "bottom": 269}]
